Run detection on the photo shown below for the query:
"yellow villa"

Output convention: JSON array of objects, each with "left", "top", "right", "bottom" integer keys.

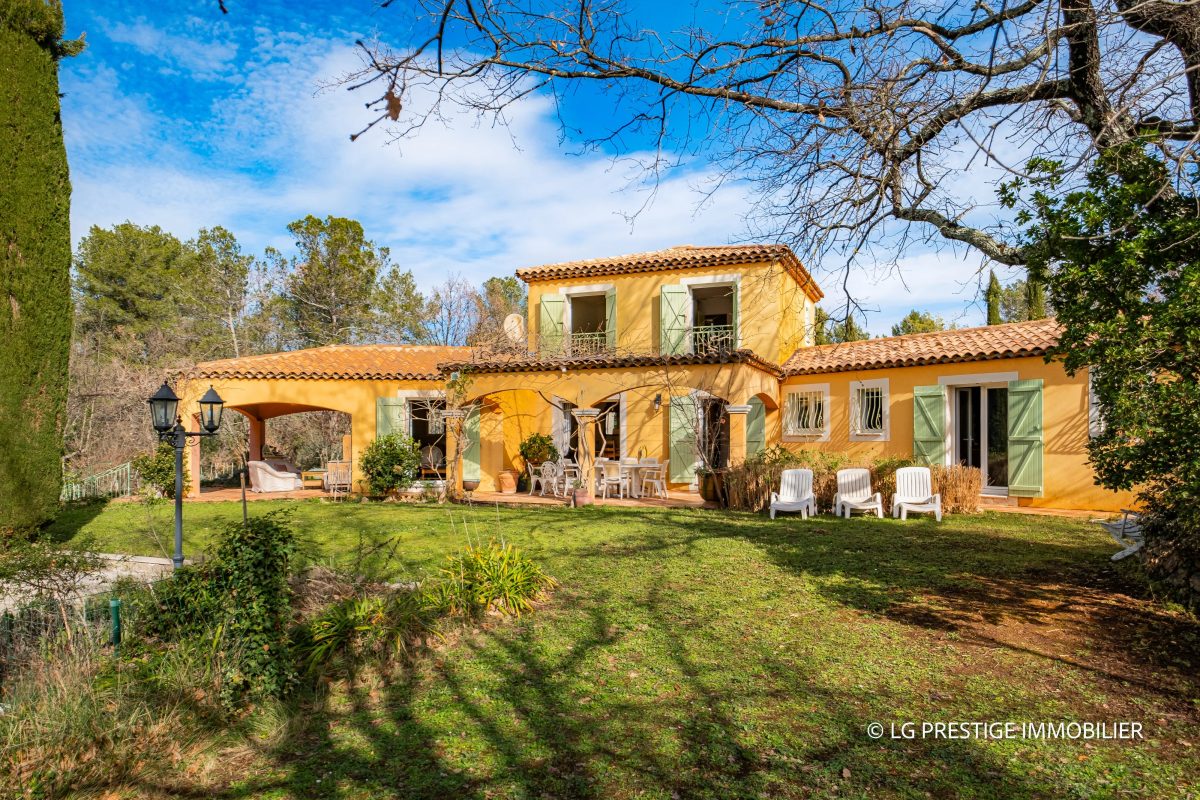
[{"left": 180, "top": 244, "right": 1132, "bottom": 511}]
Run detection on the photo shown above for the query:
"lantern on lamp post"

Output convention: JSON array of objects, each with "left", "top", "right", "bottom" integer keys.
[{"left": 148, "top": 382, "right": 225, "bottom": 569}]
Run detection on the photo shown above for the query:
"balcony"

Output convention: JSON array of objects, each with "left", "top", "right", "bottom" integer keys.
[
  {"left": 689, "top": 324, "right": 736, "bottom": 354},
  {"left": 568, "top": 331, "right": 612, "bottom": 356}
]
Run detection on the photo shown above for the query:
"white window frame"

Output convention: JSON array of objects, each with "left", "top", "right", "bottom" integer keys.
[
  {"left": 782, "top": 383, "right": 830, "bottom": 442},
  {"left": 680, "top": 273, "right": 741, "bottom": 351},
  {"left": 559, "top": 282, "right": 615, "bottom": 340},
  {"left": 849, "top": 377, "right": 889, "bottom": 441}
]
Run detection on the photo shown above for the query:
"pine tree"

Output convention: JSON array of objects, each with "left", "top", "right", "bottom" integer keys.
[
  {"left": 0, "top": 1, "right": 82, "bottom": 532},
  {"left": 986, "top": 270, "right": 1002, "bottom": 325}
]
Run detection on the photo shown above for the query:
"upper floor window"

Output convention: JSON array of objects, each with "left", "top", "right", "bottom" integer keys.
[
  {"left": 850, "top": 378, "right": 889, "bottom": 440},
  {"left": 540, "top": 286, "right": 616, "bottom": 356},
  {"left": 661, "top": 278, "right": 740, "bottom": 355},
  {"left": 783, "top": 384, "right": 829, "bottom": 440}
]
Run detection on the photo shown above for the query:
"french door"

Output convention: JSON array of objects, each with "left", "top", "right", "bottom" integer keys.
[{"left": 954, "top": 386, "right": 1009, "bottom": 492}]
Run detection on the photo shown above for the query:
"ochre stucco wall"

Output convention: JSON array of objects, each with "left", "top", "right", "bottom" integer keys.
[
  {"left": 177, "top": 375, "right": 444, "bottom": 495},
  {"left": 525, "top": 260, "right": 818, "bottom": 365},
  {"left": 780, "top": 357, "right": 1134, "bottom": 512},
  {"left": 460, "top": 361, "right": 782, "bottom": 491}
]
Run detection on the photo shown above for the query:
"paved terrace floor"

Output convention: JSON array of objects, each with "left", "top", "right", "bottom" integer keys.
[
  {"left": 118, "top": 487, "right": 1111, "bottom": 517},
  {"left": 166, "top": 486, "right": 713, "bottom": 509}
]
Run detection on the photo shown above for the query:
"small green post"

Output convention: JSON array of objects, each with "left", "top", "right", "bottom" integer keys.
[{"left": 110, "top": 598, "right": 121, "bottom": 653}]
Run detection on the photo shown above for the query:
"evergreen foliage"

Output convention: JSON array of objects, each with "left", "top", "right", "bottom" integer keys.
[
  {"left": 1003, "top": 146, "right": 1200, "bottom": 558},
  {"left": 0, "top": 1, "right": 80, "bottom": 532},
  {"left": 890, "top": 309, "right": 947, "bottom": 336},
  {"left": 986, "top": 271, "right": 1002, "bottom": 325}
]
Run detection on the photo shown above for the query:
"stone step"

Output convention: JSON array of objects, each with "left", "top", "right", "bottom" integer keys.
[{"left": 979, "top": 493, "right": 1018, "bottom": 507}]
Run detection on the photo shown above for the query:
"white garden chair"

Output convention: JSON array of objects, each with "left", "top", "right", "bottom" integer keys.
[
  {"left": 1094, "top": 509, "right": 1144, "bottom": 561},
  {"left": 599, "top": 460, "right": 630, "bottom": 499},
  {"left": 639, "top": 463, "right": 667, "bottom": 499},
  {"left": 834, "top": 468, "right": 883, "bottom": 519},
  {"left": 769, "top": 468, "right": 817, "bottom": 519},
  {"left": 528, "top": 461, "right": 556, "bottom": 496},
  {"left": 892, "top": 466, "right": 943, "bottom": 521}
]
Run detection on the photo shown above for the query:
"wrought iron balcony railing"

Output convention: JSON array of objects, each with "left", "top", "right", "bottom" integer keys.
[
  {"left": 689, "top": 324, "right": 737, "bottom": 354},
  {"left": 567, "top": 331, "right": 611, "bottom": 356}
]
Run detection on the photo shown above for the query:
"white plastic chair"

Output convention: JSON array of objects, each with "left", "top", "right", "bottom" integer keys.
[
  {"left": 599, "top": 460, "right": 630, "bottom": 499},
  {"left": 1094, "top": 509, "right": 1144, "bottom": 561},
  {"left": 639, "top": 464, "right": 667, "bottom": 499},
  {"left": 834, "top": 468, "right": 883, "bottom": 519},
  {"left": 892, "top": 466, "right": 943, "bottom": 521},
  {"left": 769, "top": 468, "right": 817, "bottom": 519},
  {"left": 558, "top": 459, "right": 580, "bottom": 494}
]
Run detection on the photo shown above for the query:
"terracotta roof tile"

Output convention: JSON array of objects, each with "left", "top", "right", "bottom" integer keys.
[
  {"left": 441, "top": 349, "right": 783, "bottom": 377},
  {"left": 186, "top": 345, "right": 471, "bottom": 381},
  {"left": 515, "top": 244, "right": 824, "bottom": 300},
  {"left": 783, "top": 318, "right": 1062, "bottom": 376}
]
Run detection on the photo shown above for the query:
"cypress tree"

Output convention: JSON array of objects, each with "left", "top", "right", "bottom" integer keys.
[
  {"left": 0, "top": 1, "right": 82, "bottom": 533},
  {"left": 1025, "top": 278, "right": 1047, "bottom": 320},
  {"left": 986, "top": 270, "right": 1002, "bottom": 325}
]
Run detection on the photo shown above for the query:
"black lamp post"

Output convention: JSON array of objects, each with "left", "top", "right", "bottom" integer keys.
[{"left": 148, "top": 382, "right": 225, "bottom": 569}]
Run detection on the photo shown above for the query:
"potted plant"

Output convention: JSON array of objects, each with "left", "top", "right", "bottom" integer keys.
[
  {"left": 697, "top": 466, "right": 728, "bottom": 507},
  {"left": 518, "top": 433, "right": 559, "bottom": 468}
]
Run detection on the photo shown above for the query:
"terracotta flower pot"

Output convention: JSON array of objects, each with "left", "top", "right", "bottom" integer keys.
[
  {"left": 498, "top": 470, "right": 518, "bottom": 494},
  {"left": 462, "top": 479, "right": 480, "bottom": 493}
]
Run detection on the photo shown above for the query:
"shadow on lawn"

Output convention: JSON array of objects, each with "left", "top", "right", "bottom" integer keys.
[
  {"left": 190, "top": 605, "right": 1056, "bottom": 799},
  {"left": 563, "top": 507, "right": 1200, "bottom": 706}
]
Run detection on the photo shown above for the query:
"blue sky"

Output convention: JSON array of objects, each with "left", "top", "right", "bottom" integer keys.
[{"left": 59, "top": 0, "right": 1023, "bottom": 334}]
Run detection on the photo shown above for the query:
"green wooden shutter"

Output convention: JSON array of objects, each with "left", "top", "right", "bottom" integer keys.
[
  {"left": 539, "top": 294, "right": 565, "bottom": 354},
  {"left": 1008, "top": 379, "right": 1044, "bottom": 497},
  {"left": 730, "top": 282, "right": 740, "bottom": 348},
  {"left": 376, "top": 397, "right": 408, "bottom": 438},
  {"left": 912, "top": 385, "right": 945, "bottom": 465},
  {"left": 746, "top": 397, "right": 766, "bottom": 457},
  {"left": 668, "top": 395, "right": 699, "bottom": 482},
  {"left": 605, "top": 287, "right": 617, "bottom": 351},
  {"left": 660, "top": 285, "right": 689, "bottom": 355},
  {"left": 462, "top": 406, "right": 481, "bottom": 482}
]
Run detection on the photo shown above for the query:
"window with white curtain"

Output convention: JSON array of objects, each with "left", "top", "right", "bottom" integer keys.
[
  {"left": 850, "top": 378, "right": 889, "bottom": 439},
  {"left": 783, "top": 386, "right": 828, "bottom": 438}
]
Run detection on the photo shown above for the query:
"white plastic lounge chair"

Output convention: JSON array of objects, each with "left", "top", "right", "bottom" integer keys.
[
  {"left": 248, "top": 460, "right": 303, "bottom": 493},
  {"left": 769, "top": 468, "right": 817, "bottom": 519},
  {"left": 1094, "top": 509, "right": 1145, "bottom": 561},
  {"left": 834, "top": 468, "right": 883, "bottom": 519},
  {"left": 892, "top": 467, "right": 943, "bottom": 521}
]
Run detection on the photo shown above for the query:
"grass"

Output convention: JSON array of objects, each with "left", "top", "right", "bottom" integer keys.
[{"left": 46, "top": 499, "right": 1200, "bottom": 798}]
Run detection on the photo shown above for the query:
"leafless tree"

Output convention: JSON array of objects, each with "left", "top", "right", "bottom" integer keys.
[{"left": 346, "top": 0, "right": 1200, "bottom": 273}]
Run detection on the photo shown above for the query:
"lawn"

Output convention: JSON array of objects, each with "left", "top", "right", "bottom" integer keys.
[{"left": 51, "top": 499, "right": 1200, "bottom": 798}]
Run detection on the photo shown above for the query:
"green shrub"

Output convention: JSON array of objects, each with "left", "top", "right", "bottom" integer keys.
[
  {"left": 518, "top": 433, "right": 558, "bottom": 467},
  {"left": 132, "top": 442, "right": 189, "bottom": 498},
  {"left": 141, "top": 511, "right": 298, "bottom": 708},
  {"left": 294, "top": 590, "right": 433, "bottom": 676},
  {"left": 427, "top": 539, "right": 557, "bottom": 619},
  {"left": 295, "top": 540, "right": 555, "bottom": 677},
  {"left": 359, "top": 432, "right": 421, "bottom": 496}
]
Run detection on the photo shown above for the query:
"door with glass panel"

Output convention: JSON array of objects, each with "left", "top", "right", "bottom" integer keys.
[{"left": 954, "top": 385, "right": 1008, "bottom": 493}]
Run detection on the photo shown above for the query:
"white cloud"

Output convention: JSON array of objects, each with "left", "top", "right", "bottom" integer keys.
[{"left": 61, "top": 21, "right": 1032, "bottom": 336}]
